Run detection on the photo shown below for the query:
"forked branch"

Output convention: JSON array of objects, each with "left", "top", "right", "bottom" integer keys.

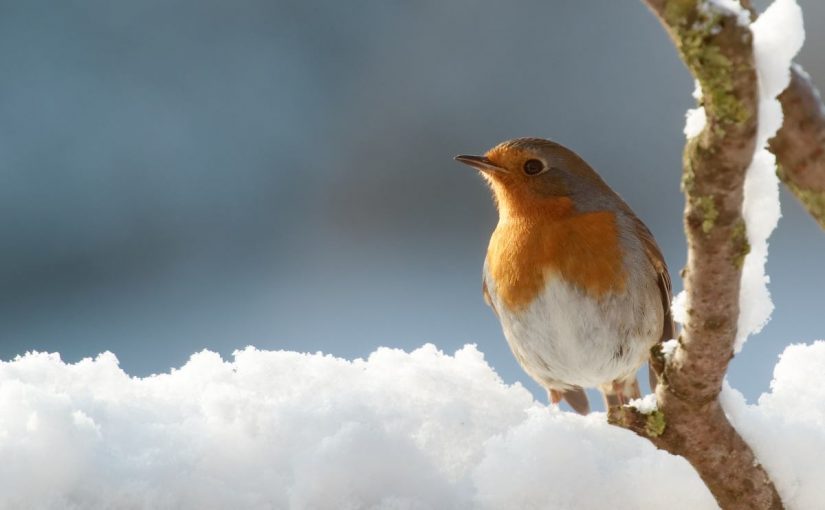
[{"left": 607, "top": 1, "right": 795, "bottom": 509}]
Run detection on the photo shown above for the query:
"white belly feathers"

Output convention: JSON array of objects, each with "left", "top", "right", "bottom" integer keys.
[{"left": 483, "top": 264, "right": 662, "bottom": 391}]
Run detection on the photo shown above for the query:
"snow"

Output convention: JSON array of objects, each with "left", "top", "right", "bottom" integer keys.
[
  {"left": 721, "top": 341, "right": 825, "bottom": 509},
  {"left": 705, "top": 0, "right": 752, "bottom": 26},
  {"left": 693, "top": 80, "right": 704, "bottom": 101},
  {"left": 736, "top": 0, "right": 804, "bottom": 351},
  {"left": 671, "top": 290, "right": 688, "bottom": 325},
  {"left": 683, "top": 106, "right": 707, "bottom": 138},
  {"left": 2, "top": 342, "right": 824, "bottom": 509},
  {"left": 628, "top": 393, "right": 658, "bottom": 414},
  {"left": 661, "top": 339, "right": 680, "bottom": 361},
  {"left": 684, "top": 82, "right": 707, "bottom": 138}
]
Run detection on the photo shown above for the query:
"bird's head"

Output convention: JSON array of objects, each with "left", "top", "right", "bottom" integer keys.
[{"left": 455, "top": 137, "right": 611, "bottom": 220}]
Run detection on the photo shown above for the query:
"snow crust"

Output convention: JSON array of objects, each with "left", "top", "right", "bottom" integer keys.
[{"left": 2, "top": 342, "right": 825, "bottom": 509}]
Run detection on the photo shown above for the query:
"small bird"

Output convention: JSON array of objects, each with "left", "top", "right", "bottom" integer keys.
[{"left": 455, "top": 138, "right": 673, "bottom": 414}]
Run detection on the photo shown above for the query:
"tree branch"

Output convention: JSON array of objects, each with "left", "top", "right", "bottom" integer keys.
[
  {"left": 609, "top": 2, "right": 785, "bottom": 508},
  {"left": 771, "top": 67, "right": 825, "bottom": 229}
]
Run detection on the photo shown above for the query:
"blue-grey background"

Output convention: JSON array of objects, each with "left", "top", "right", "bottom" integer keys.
[{"left": 2, "top": 0, "right": 823, "bottom": 409}]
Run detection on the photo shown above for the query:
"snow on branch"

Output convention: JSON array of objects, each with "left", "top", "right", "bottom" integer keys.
[{"left": 736, "top": 0, "right": 804, "bottom": 350}]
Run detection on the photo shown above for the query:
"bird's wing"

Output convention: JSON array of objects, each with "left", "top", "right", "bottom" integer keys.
[
  {"left": 633, "top": 216, "right": 673, "bottom": 334},
  {"left": 482, "top": 279, "right": 498, "bottom": 317},
  {"left": 613, "top": 196, "right": 673, "bottom": 341},
  {"left": 633, "top": 218, "right": 674, "bottom": 341},
  {"left": 632, "top": 216, "right": 675, "bottom": 391}
]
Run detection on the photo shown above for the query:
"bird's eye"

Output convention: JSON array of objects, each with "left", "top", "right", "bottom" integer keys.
[{"left": 523, "top": 159, "right": 544, "bottom": 175}]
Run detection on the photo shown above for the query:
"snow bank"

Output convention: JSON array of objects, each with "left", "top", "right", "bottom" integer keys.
[{"left": 2, "top": 342, "right": 824, "bottom": 510}]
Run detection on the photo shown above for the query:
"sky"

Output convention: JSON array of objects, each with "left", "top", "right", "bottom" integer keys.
[{"left": 2, "top": 0, "right": 824, "bottom": 409}]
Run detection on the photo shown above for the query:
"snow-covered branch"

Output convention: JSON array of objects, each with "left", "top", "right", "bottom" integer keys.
[
  {"left": 611, "top": 1, "right": 805, "bottom": 509},
  {"left": 739, "top": 0, "right": 825, "bottom": 230}
]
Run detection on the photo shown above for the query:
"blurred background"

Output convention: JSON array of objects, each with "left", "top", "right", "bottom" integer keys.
[{"left": 2, "top": 0, "right": 823, "bottom": 409}]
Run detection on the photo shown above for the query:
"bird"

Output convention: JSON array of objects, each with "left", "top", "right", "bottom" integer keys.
[{"left": 455, "top": 138, "right": 673, "bottom": 415}]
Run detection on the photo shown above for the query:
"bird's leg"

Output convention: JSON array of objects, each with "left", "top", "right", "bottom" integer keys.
[
  {"left": 548, "top": 388, "right": 591, "bottom": 415},
  {"left": 602, "top": 390, "right": 622, "bottom": 409},
  {"left": 601, "top": 378, "right": 642, "bottom": 410}
]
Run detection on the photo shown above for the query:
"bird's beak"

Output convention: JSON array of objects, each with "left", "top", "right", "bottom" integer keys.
[{"left": 454, "top": 155, "right": 508, "bottom": 174}]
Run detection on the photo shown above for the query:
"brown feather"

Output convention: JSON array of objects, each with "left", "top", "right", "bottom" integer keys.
[
  {"left": 631, "top": 215, "right": 675, "bottom": 392},
  {"left": 482, "top": 279, "right": 498, "bottom": 317}
]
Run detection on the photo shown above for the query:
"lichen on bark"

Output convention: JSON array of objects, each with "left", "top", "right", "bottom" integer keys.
[
  {"left": 697, "top": 195, "right": 719, "bottom": 233},
  {"left": 731, "top": 220, "right": 750, "bottom": 269},
  {"left": 777, "top": 163, "right": 825, "bottom": 229},
  {"left": 645, "top": 410, "right": 667, "bottom": 437},
  {"left": 770, "top": 68, "right": 825, "bottom": 231},
  {"left": 668, "top": 3, "right": 751, "bottom": 129}
]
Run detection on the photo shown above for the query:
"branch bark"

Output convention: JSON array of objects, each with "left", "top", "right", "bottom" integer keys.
[
  {"left": 771, "top": 67, "right": 825, "bottom": 229},
  {"left": 608, "top": 2, "right": 787, "bottom": 509}
]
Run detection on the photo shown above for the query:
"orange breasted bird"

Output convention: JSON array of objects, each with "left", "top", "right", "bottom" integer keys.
[{"left": 455, "top": 138, "right": 673, "bottom": 414}]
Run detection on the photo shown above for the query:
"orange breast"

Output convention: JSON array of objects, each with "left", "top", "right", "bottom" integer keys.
[{"left": 486, "top": 200, "right": 627, "bottom": 311}]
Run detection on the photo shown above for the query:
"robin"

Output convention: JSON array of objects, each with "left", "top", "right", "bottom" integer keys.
[{"left": 455, "top": 138, "right": 673, "bottom": 414}]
